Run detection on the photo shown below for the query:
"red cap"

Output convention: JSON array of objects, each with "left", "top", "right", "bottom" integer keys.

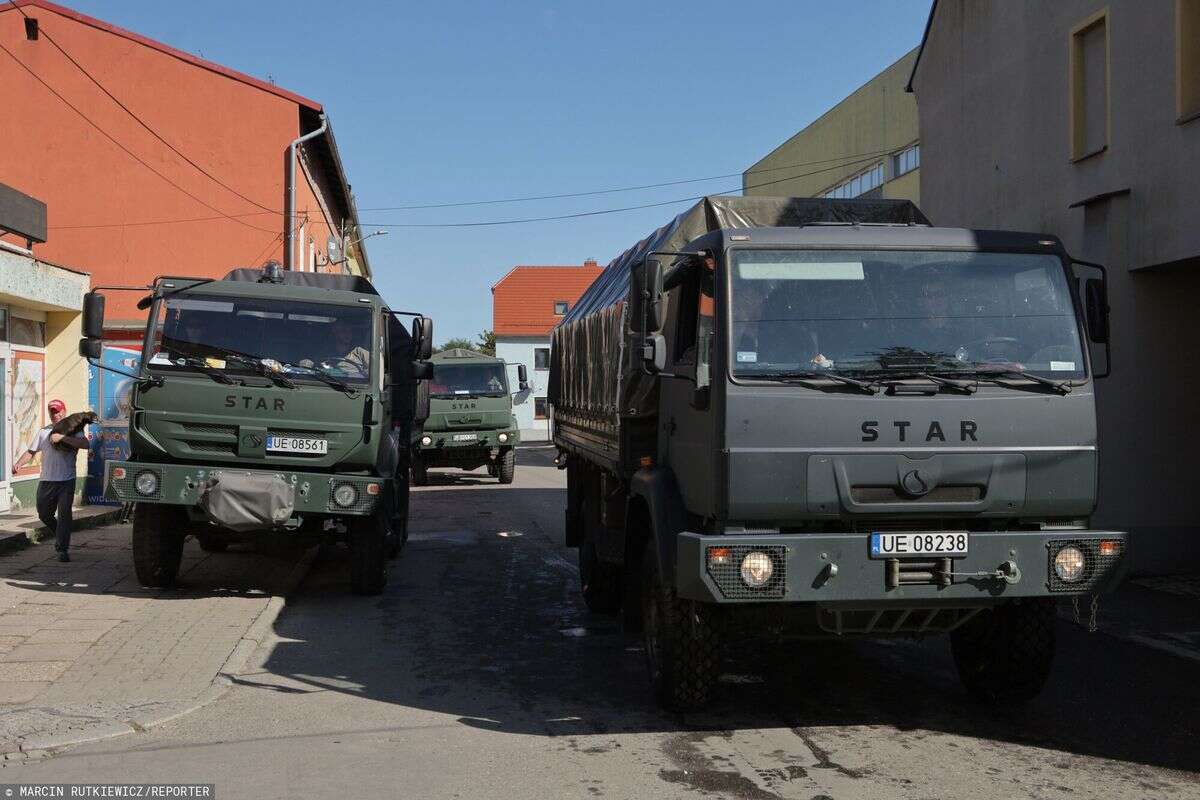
[{"left": 47, "top": 399, "right": 66, "bottom": 413}]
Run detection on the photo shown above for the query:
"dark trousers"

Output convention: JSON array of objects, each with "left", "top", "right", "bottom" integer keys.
[{"left": 36, "top": 480, "right": 74, "bottom": 553}]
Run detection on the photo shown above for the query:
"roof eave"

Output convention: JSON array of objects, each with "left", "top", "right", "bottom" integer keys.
[{"left": 905, "top": 0, "right": 939, "bottom": 93}]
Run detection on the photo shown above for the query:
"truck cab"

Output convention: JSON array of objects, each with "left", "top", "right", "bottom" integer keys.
[
  {"left": 79, "top": 267, "right": 433, "bottom": 594},
  {"left": 553, "top": 198, "right": 1127, "bottom": 710},
  {"left": 411, "top": 348, "right": 524, "bottom": 485}
]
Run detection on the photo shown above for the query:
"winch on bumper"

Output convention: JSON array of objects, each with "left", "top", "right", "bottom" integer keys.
[
  {"left": 675, "top": 530, "right": 1128, "bottom": 604},
  {"left": 104, "top": 460, "right": 382, "bottom": 516}
]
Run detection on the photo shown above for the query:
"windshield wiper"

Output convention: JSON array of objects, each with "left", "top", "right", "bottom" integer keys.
[
  {"left": 755, "top": 371, "right": 879, "bottom": 395},
  {"left": 174, "top": 355, "right": 237, "bottom": 385},
  {"left": 861, "top": 370, "right": 977, "bottom": 395},
  {"left": 277, "top": 361, "right": 358, "bottom": 396},
  {"left": 940, "top": 369, "right": 1073, "bottom": 395}
]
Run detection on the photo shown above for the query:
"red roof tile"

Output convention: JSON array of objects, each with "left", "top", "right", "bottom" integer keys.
[{"left": 492, "top": 264, "right": 603, "bottom": 337}]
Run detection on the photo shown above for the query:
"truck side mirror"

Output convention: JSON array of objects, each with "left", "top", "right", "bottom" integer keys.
[
  {"left": 82, "top": 291, "right": 105, "bottom": 339},
  {"left": 412, "top": 317, "right": 433, "bottom": 360},
  {"left": 79, "top": 337, "right": 102, "bottom": 359},
  {"left": 629, "top": 259, "right": 664, "bottom": 333},
  {"left": 517, "top": 363, "right": 529, "bottom": 391},
  {"left": 1084, "top": 278, "right": 1109, "bottom": 344},
  {"left": 641, "top": 333, "right": 666, "bottom": 374}
]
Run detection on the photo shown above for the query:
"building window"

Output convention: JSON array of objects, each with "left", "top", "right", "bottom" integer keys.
[
  {"left": 821, "top": 162, "right": 884, "bottom": 199},
  {"left": 534, "top": 347, "right": 550, "bottom": 370},
  {"left": 554, "top": 300, "right": 569, "bottom": 315},
  {"left": 1180, "top": 0, "right": 1200, "bottom": 122},
  {"left": 534, "top": 397, "right": 548, "bottom": 419},
  {"left": 891, "top": 143, "right": 920, "bottom": 178},
  {"left": 1070, "top": 10, "right": 1109, "bottom": 160},
  {"left": 8, "top": 316, "right": 44, "bottom": 347}
]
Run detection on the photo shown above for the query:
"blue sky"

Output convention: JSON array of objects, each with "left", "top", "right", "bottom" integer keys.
[{"left": 64, "top": 0, "right": 929, "bottom": 342}]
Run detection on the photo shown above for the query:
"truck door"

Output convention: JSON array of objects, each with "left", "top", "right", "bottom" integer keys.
[{"left": 659, "top": 259, "right": 718, "bottom": 517}]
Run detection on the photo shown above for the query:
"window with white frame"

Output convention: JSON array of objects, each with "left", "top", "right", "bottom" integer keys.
[
  {"left": 892, "top": 143, "right": 920, "bottom": 177},
  {"left": 821, "top": 163, "right": 884, "bottom": 199}
]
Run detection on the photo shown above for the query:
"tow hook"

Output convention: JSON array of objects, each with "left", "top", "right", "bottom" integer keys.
[
  {"left": 938, "top": 560, "right": 1022, "bottom": 586},
  {"left": 553, "top": 451, "right": 569, "bottom": 469}
]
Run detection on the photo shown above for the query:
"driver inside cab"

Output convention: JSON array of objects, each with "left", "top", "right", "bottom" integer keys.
[{"left": 301, "top": 319, "right": 370, "bottom": 376}]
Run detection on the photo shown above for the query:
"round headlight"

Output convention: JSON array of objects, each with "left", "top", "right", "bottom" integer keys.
[
  {"left": 420, "top": 435, "right": 433, "bottom": 446},
  {"left": 333, "top": 483, "right": 358, "bottom": 508},
  {"left": 740, "top": 551, "right": 774, "bottom": 588},
  {"left": 134, "top": 471, "right": 159, "bottom": 497},
  {"left": 1054, "top": 546, "right": 1086, "bottom": 582},
  {"left": 498, "top": 433, "right": 509, "bottom": 444}
]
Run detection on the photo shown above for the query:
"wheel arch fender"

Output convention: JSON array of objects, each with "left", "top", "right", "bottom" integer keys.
[{"left": 626, "top": 466, "right": 687, "bottom": 588}]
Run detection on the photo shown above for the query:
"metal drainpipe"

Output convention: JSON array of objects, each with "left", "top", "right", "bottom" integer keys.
[{"left": 284, "top": 113, "right": 328, "bottom": 270}]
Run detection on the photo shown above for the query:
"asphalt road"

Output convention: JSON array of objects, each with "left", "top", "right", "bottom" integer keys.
[{"left": 11, "top": 447, "right": 1200, "bottom": 798}]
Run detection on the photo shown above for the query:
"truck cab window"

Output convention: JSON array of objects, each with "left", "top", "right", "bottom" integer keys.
[{"left": 673, "top": 258, "right": 715, "bottom": 366}]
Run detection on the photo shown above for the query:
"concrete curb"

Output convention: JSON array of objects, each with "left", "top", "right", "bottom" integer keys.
[{"left": 10, "top": 542, "right": 321, "bottom": 760}]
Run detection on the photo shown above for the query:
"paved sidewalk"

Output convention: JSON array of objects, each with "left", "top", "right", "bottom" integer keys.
[
  {"left": 0, "top": 522, "right": 315, "bottom": 756},
  {"left": 0, "top": 504, "right": 122, "bottom": 551}
]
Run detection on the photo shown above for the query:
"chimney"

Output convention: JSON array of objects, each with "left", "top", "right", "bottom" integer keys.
[{"left": 583, "top": 259, "right": 598, "bottom": 268}]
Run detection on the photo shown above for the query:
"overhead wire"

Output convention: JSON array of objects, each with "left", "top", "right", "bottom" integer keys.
[
  {"left": 356, "top": 151, "right": 891, "bottom": 229},
  {"left": 7, "top": 0, "right": 280, "bottom": 215},
  {"left": 353, "top": 148, "right": 899, "bottom": 212},
  {"left": 0, "top": 41, "right": 278, "bottom": 235}
]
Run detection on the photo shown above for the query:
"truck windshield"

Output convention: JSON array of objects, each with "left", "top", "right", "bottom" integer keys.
[
  {"left": 730, "top": 249, "right": 1086, "bottom": 380},
  {"left": 429, "top": 363, "right": 508, "bottom": 398},
  {"left": 147, "top": 294, "right": 374, "bottom": 384}
]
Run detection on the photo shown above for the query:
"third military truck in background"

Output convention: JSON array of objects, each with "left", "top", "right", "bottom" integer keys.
[
  {"left": 411, "top": 348, "right": 526, "bottom": 485},
  {"left": 551, "top": 195, "right": 1127, "bottom": 710},
  {"left": 80, "top": 266, "right": 433, "bottom": 595}
]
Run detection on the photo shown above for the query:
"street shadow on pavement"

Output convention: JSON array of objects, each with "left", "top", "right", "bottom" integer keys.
[{"left": 254, "top": 473, "right": 1200, "bottom": 778}]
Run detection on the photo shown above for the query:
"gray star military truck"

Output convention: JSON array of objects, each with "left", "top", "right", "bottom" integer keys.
[
  {"left": 410, "top": 348, "right": 527, "bottom": 485},
  {"left": 77, "top": 265, "right": 433, "bottom": 595},
  {"left": 550, "top": 196, "right": 1127, "bottom": 710}
]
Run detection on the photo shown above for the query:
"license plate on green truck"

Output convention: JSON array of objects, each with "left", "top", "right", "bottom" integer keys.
[{"left": 266, "top": 436, "right": 328, "bottom": 454}]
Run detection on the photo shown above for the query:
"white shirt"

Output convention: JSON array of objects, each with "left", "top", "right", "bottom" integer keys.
[{"left": 27, "top": 426, "right": 80, "bottom": 482}]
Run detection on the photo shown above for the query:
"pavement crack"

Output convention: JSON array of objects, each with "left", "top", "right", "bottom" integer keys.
[{"left": 791, "top": 728, "right": 863, "bottom": 779}]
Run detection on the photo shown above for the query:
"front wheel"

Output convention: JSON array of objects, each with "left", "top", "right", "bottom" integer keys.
[
  {"left": 132, "top": 504, "right": 187, "bottom": 588},
  {"left": 641, "top": 543, "right": 720, "bottom": 711},
  {"left": 497, "top": 448, "right": 515, "bottom": 484},
  {"left": 348, "top": 512, "right": 388, "bottom": 595},
  {"left": 951, "top": 598, "right": 1056, "bottom": 705},
  {"left": 411, "top": 457, "right": 428, "bottom": 487}
]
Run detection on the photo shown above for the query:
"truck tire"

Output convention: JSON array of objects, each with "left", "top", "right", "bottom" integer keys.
[
  {"left": 411, "top": 458, "right": 428, "bottom": 486},
  {"left": 951, "top": 598, "right": 1056, "bottom": 705},
  {"left": 132, "top": 504, "right": 186, "bottom": 588},
  {"left": 641, "top": 542, "right": 720, "bottom": 711},
  {"left": 497, "top": 448, "right": 515, "bottom": 484},
  {"left": 349, "top": 512, "right": 387, "bottom": 595},
  {"left": 578, "top": 499, "right": 621, "bottom": 613}
]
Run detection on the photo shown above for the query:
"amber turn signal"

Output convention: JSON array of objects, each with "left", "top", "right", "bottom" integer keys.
[
  {"left": 1099, "top": 539, "right": 1121, "bottom": 557},
  {"left": 707, "top": 547, "right": 732, "bottom": 568}
]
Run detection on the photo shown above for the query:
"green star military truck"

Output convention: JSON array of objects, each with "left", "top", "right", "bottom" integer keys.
[
  {"left": 551, "top": 196, "right": 1127, "bottom": 710},
  {"left": 411, "top": 348, "right": 526, "bottom": 485},
  {"left": 79, "top": 265, "right": 433, "bottom": 595}
]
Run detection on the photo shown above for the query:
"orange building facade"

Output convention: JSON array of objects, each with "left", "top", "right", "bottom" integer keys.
[{"left": 0, "top": 0, "right": 369, "bottom": 326}]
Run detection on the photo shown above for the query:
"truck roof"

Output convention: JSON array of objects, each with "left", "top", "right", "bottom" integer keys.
[
  {"left": 701, "top": 225, "right": 1065, "bottom": 252},
  {"left": 155, "top": 269, "right": 385, "bottom": 307},
  {"left": 429, "top": 348, "right": 501, "bottom": 364}
]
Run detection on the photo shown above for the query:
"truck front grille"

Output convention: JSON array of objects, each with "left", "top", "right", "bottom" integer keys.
[{"left": 851, "top": 485, "right": 982, "bottom": 503}]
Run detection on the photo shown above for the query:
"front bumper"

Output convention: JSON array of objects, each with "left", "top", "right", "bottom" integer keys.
[
  {"left": 417, "top": 428, "right": 519, "bottom": 452},
  {"left": 676, "top": 530, "right": 1128, "bottom": 604},
  {"left": 104, "top": 461, "right": 382, "bottom": 516}
]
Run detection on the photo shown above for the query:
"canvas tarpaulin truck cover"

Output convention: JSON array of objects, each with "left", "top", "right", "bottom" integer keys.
[{"left": 548, "top": 195, "right": 929, "bottom": 451}]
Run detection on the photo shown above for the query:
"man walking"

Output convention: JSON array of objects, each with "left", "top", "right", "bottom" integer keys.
[{"left": 12, "top": 399, "right": 87, "bottom": 562}]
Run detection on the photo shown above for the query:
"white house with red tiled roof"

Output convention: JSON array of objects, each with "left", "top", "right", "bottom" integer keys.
[{"left": 492, "top": 261, "right": 602, "bottom": 440}]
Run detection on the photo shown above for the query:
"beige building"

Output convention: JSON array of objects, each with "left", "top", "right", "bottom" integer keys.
[
  {"left": 909, "top": 0, "right": 1200, "bottom": 574},
  {"left": 744, "top": 48, "right": 921, "bottom": 205}
]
